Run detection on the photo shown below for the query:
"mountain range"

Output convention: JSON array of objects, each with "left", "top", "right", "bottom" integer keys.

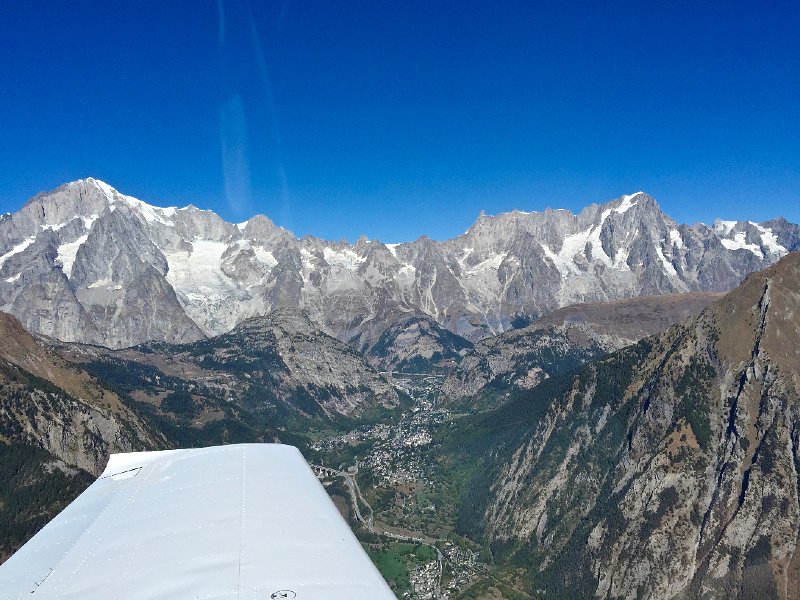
[
  {"left": 0, "top": 305, "right": 403, "bottom": 561},
  {"left": 2, "top": 178, "right": 800, "bottom": 598},
  {"left": 1, "top": 178, "right": 797, "bottom": 350},
  {"left": 444, "top": 250, "right": 800, "bottom": 599}
]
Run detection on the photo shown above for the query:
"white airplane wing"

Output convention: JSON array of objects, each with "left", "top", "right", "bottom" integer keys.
[{"left": 0, "top": 443, "right": 396, "bottom": 599}]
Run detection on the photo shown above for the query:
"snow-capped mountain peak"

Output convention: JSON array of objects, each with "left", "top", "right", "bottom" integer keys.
[{"left": 0, "top": 182, "right": 797, "bottom": 349}]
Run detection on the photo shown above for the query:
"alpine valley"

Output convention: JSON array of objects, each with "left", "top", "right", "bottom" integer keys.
[{"left": 1, "top": 179, "right": 800, "bottom": 599}]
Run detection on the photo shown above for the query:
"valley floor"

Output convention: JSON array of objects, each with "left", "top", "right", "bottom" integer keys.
[{"left": 310, "top": 373, "right": 495, "bottom": 599}]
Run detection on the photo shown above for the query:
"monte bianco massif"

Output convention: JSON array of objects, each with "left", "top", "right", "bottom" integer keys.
[
  {"left": 2, "top": 178, "right": 800, "bottom": 598},
  {"left": 0, "top": 178, "right": 797, "bottom": 352}
]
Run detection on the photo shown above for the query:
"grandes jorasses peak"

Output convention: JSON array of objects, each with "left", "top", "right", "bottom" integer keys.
[{"left": 0, "top": 178, "right": 797, "bottom": 349}]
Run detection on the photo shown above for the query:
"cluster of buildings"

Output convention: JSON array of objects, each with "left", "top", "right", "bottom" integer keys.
[
  {"left": 408, "top": 559, "right": 440, "bottom": 599},
  {"left": 440, "top": 543, "right": 485, "bottom": 596},
  {"left": 405, "top": 542, "right": 486, "bottom": 599},
  {"left": 313, "top": 372, "right": 488, "bottom": 598}
]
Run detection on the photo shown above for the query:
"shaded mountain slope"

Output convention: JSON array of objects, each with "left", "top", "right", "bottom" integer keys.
[
  {"left": 0, "top": 308, "right": 391, "bottom": 563},
  {"left": 57, "top": 308, "right": 402, "bottom": 425},
  {"left": 0, "top": 312, "right": 166, "bottom": 563},
  {"left": 366, "top": 314, "right": 474, "bottom": 374},
  {"left": 442, "top": 291, "right": 722, "bottom": 404},
  {"left": 444, "top": 251, "right": 800, "bottom": 599},
  {"left": 0, "top": 312, "right": 162, "bottom": 473}
]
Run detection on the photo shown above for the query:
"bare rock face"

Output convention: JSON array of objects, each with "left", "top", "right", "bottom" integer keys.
[
  {"left": 1, "top": 179, "right": 797, "bottom": 349},
  {"left": 56, "top": 307, "right": 401, "bottom": 421},
  {"left": 451, "top": 251, "right": 800, "bottom": 599},
  {"left": 0, "top": 312, "right": 162, "bottom": 475},
  {"left": 0, "top": 180, "right": 205, "bottom": 348},
  {"left": 365, "top": 314, "right": 473, "bottom": 374},
  {"left": 441, "top": 291, "right": 724, "bottom": 402},
  {"left": 1, "top": 385, "right": 150, "bottom": 475},
  {"left": 440, "top": 326, "right": 608, "bottom": 403},
  {"left": 220, "top": 308, "right": 400, "bottom": 417},
  {"left": 70, "top": 203, "right": 205, "bottom": 347}
]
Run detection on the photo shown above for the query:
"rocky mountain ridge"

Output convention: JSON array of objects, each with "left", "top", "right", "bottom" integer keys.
[
  {"left": 446, "top": 251, "right": 800, "bottom": 599},
  {"left": 0, "top": 312, "right": 162, "bottom": 474},
  {"left": 441, "top": 291, "right": 724, "bottom": 403},
  {"left": 55, "top": 307, "right": 401, "bottom": 423},
  {"left": 0, "top": 305, "right": 401, "bottom": 562},
  {"left": 1, "top": 178, "right": 797, "bottom": 350},
  {"left": 365, "top": 314, "right": 474, "bottom": 374},
  {"left": 0, "top": 311, "right": 165, "bottom": 561}
]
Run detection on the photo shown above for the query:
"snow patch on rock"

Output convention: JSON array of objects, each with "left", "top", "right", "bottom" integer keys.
[
  {"left": 323, "top": 247, "right": 366, "bottom": 270},
  {"left": 55, "top": 235, "right": 88, "bottom": 277},
  {"left": 0, "top": 237, "right": 36, "bottom": 268},
  {"left": 720, "top": 232, "right": 764, "bottom": 258}
]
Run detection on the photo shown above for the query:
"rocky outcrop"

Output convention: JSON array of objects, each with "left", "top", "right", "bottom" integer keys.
[
  {"left": 451, "top": 252, "right": 800, "bottom": 599},
  {"left": 0, "top": 379, "right": 149, "bottom": 475},
  {"left": 1, "top": 179, "right": 797, "bottom": 350},
  {"left": 217, "top": 308, "right": 401, "bottom": 417},
  {"left": 440, "top": 326, "right": 608, "bottom": 404},
  {"left": 365, "top": 314, "right": 473, "bottom": 374},
  {"left": 442, "top": 291, "right": 723, "bottom": 402},
  {"left": 57, "top": 307, "right": 401, "bottom": 422},
  {"left": 0, "top": 312, "right": 162, "bottom": 475}
]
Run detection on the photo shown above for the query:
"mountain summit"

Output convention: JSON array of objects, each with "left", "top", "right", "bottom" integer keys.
[
  {"left": 0, "top": 179, "right": 797, "bottom": 349},
  {"left": 447, "top": 250, "right": 800, "bottom": 598}
]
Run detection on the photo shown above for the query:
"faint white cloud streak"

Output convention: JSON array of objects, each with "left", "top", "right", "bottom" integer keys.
[
  {"left": 219, "top": 94, "right": 253, "bottom": 216},
  {"left": 216, "top": 0, "right": 226, "bottom": 47},
  {"left": 242, "top": 0, "right": 293, "bottom": 229},
  {"left": 216, "top": 0, "right": 292, "bottom": 226}
]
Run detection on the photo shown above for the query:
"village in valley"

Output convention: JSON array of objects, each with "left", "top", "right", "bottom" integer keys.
[{"left": 310, "top": 374, "right": 488, "bottom": 598}]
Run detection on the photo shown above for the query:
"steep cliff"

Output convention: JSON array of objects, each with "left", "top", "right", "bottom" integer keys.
[
  {"left": 0, "top": 312, "right": 166, "bottom": 563},
  {"left": 0, "top": 312, "right": 162, "bottom": 474},
  {"left": 448, "top": 252, "right": 800, "bottom": 599}
]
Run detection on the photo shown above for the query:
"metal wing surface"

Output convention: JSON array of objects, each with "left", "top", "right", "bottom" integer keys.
[{"left": 0, "top": 443, "right": 395, "bottom": 599}]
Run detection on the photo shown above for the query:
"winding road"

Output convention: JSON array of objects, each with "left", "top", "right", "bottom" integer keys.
[{"left": 311, "top": 462, "right": 443, "bottom": 599}]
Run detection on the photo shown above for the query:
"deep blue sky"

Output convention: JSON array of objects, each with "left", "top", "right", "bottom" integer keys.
[{"left": 1, "top": 1, "right": 798, "bottom": 242}]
